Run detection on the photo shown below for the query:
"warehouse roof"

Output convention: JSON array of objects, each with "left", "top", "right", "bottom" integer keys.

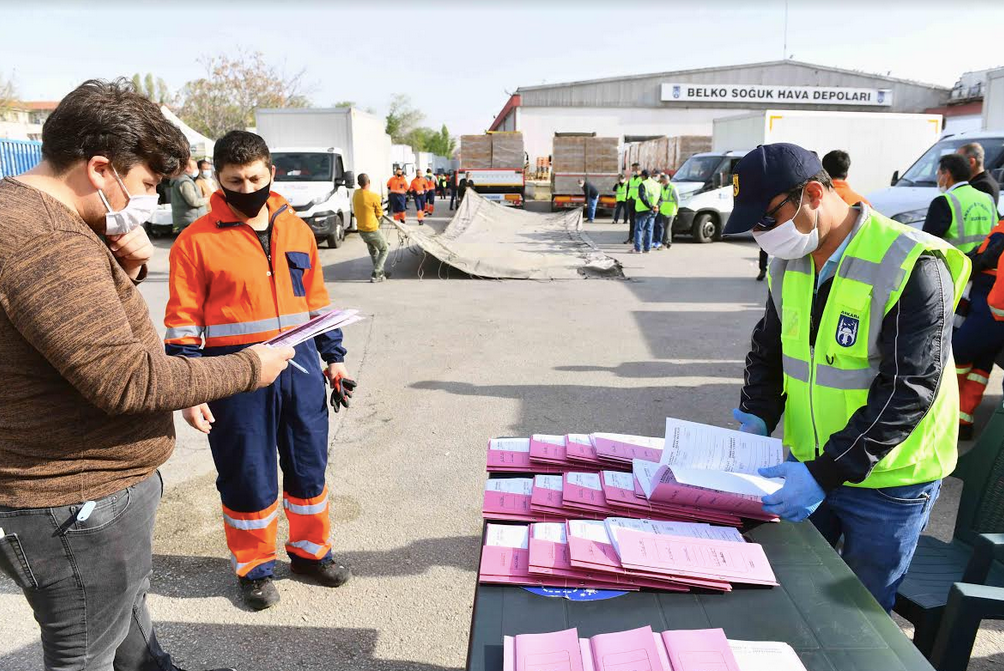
[{"left": 516, "top": 60, "right": 949, "bottom": 93}]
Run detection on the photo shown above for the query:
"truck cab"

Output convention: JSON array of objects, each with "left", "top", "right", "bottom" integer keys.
[
  {"left": 270, "top": 147, "right": 354, "bottom": 248},
  {"left": 671, "top": 150, "right": 750, "bottom": 243},
  {"left": 867, "top": 131, "right": 1004, "bottom": 227}
]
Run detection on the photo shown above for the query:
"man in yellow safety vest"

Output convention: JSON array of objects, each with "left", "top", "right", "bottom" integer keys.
[{"left": 725, "top": 143, "right": 970, "bottom": 612}]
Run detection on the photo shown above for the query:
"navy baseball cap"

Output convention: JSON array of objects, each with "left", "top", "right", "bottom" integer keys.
[{"left": 724, "top": 143, "right": 823, "bottom": 235}]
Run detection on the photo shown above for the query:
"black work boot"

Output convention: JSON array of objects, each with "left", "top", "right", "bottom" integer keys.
[
  {"left": 239, "top": 576, "right": 280, "bottom": 611},
  {"left": 291, "top": 557, "right": 352, "bottom": 587}
]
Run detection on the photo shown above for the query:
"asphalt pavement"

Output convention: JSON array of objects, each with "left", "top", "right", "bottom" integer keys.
[{"left": 0, "top": 200, "right": 1001, "bottom": 670}]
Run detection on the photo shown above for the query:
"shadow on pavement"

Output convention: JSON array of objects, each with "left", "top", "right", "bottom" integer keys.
[
  {"left": 0, "top": 624, "right": 463, "bottom": 671},
  {"left": 633, "top": 310, "right": 762, "bottom": 361},
  {"left": 554, "top": 360, "right": 743, "bottom": 378},
  {"left": 624, "top": 276, "right": 769, "bottom": 305}
]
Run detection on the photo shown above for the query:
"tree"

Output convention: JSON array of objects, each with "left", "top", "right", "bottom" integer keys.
[
  {"left": 334, "top": 100, "right": 355, "bottom": 107},
  {"left": 385, "top": 94, "right": 423, "bottom": 144},
  {"left": 177, "top": 50, "right": 311, "bottom": 139},
  {"left": 426, "top": 124, "right": 457, "bottom": 157},
  {"left": 0, "top": 72, "right": 17, "bottom": 117},
  {"left": 131, "top": 72, "right": 172, "bottom": 104}
]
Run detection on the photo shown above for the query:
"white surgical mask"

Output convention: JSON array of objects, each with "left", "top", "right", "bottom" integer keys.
[
  {"left": 202, "top": 170, "right": 213, "bottom": 180},
  {"left": 98, "top": 168, "right": 160, "bottom": 236},
  {"left": 752, "top": 191, "right": 820, "bottom": 260}
]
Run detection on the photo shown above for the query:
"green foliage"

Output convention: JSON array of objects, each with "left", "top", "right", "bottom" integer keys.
[
  {"left": 130, "top": 72, "right": 172, "bottom": 104},
  {"left": 385, "top": 94, "right": 424, "bottom": 144}
]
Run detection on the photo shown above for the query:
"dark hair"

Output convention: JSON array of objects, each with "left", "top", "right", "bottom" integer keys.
[
  {"left": 358, "top": 173, "right": 370, "bottom": 187},
  {"left": 821, "top": 150, "right": 851, "bottom": 180},
  {"left": 41, "top": 78, "right": 189, "bottom": 177},
  {"left": 939, "top": 154, "right": 971, "bottom": 183},
  {"left": 197, "top": 159, "right": 212, "bottom": 170},
  {"left": 213, "top": 130, "right": 271, "bottom": 174},
  {"left": 641, "top": 169, "right": 649, "bottom": 178},
  {"left": 783, "top": 170, "right": 834, "bottom": 203}
]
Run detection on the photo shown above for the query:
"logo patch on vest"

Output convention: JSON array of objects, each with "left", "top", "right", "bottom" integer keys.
[{"left": 836, "top": 313, "right": 859, "bottom": 347}]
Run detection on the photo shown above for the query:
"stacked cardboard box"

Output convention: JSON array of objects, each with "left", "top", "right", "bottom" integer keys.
[
  {"left": 585, "top": 137, "right": 619, "bottom": 174},
  {"left": 628, "top": 135, "right": 713, "bottom": 173},
  {"left": 461, "top": 135, "right": 492, "bottom": 170},
  {"left": 552, "top": 136, "right": 586, "bottom": 173},
  {"left": 491, "top": 133, "right": 524, "bottom": 169}
]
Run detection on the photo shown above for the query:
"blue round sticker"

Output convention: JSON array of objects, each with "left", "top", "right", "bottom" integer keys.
[{"left": 522, "top": 587, "right": 628, "bottom": 601}]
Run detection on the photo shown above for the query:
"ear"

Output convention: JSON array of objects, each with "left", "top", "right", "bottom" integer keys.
[
  {"left": 86, "top": 155, "right": 114, "bottom": 192},
  {"left": 805, "top": 181, "right": 826, "bottom": 208},
  {"left": 270, "top": 164, "right": 277, "bottom": 182}
]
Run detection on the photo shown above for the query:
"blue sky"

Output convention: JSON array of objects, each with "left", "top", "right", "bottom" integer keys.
[{"left": 2, "top": 1, "right": 1003, "bottom": 136}]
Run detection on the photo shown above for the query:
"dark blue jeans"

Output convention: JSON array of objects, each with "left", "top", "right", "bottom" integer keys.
[
  {"left": 634, "top": 211, "right": 655, "bottom": 251},
  {"left": 0, "top": 472, "right": 175, "bottom": 670},
  {"left": 612, "top": 201, "right": 627, "bottom": 224},
  {"left": 810, "top": 479, "right": 941, "bottom": 611},
  {"left": 585, "top": 196, "right": 598, "bottom": 221}
]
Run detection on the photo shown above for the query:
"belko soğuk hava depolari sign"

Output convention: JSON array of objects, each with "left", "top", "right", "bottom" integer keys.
[{"left": 660, "top": 83, "right": 892, "bottom": 106}]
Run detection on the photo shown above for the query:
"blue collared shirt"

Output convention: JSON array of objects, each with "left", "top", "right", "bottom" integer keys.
[{"left": 816, "top": 205, "right": 866, "bottom": 290}]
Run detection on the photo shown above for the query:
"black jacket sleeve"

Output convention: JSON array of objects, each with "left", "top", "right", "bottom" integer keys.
[
  {"left": 922, "top": 197, "right": 952, "bottom": 239},
  {"left": 805, "top": 255, "right": 954, "bottom": 490},
  {"left": 739, "top": 293, "right": 787, "bottom": 432}
]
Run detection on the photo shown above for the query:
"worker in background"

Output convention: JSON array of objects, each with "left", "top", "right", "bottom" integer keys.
[
  {"left": 655, "top": 173, "right": 679, "bottom": 250},
  {"left": 195, "top": 158, "right": 217, "bottom": 211},
  {"left": 923, "top": 153, "right": 997, "bottom": 253},
  {"left": 578, "top": 177, "right": 599, "bottom": 223},
  {"left": 409, "top": 170, "right": 427, "bottom": 225},
  {"left": 424, "top": 168, "right": 436, "bottom": 216},
  {"left": 449, "top": 170, "right": 459, "bottom": 210},
  {"left": 165, "top": 130, "right": 354, "bottom": 611},
  {"left": 437, "top": 171, "right": 447, "bottom": 198},
  {"left": 821, "top": 150, "right": 870, "bottom": 206},
  {"left": 632, "top": 169, "right": 660, "bottom": 253},
  {"left": 958, "top": 142, "right": 1000, "bottom": 206},
  {"left": 170, "top": 158, "right": 208, "bottom": 232},
  {"left": 353, "top": 173, "right": 390, "bottom": 283},
  {"left": 727, "top": 143, "right": 969, "bottom": 612},
  {"left": 625, "top": 163, "right": 642, "bottom": 244},
  {"left": 613, "top": 174, "right": 628, "bottom": 225},
  {"left": 953, "top": 217, "right": 1004, "bottom": 439},
  {"left": 387, "top": 166, "right": 409, "bottom": 224},
  {"left": 459, "top": 172, "right": 474, "bottom": 204}
]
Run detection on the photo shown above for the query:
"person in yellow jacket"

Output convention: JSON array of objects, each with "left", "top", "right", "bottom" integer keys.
[
  {"left": 923, "top": 153, "right": 997, "bottom": 253},
  {"left": 624, "top": 163, "right": 642, "bottom": 244},
  {"left": 352, "top": 173, "right": 390, "bottom": 282},
  {"left": 725, "top": 143, "right": 969, "bottom": 612},
  {"left": 654, "top": 173, "right": 679, "bottom": 250}
]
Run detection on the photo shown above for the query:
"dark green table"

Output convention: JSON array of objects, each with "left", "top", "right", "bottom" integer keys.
[{"left": 465, "top": 520, "right": 933, "bottom": 671}]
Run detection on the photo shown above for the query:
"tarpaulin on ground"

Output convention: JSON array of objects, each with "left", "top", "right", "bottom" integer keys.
[{"left": 389, "top": 190, "right": 623, "bottom": 280}]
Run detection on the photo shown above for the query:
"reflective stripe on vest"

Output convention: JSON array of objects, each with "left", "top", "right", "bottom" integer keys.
[
  {"left": 767, "top": 208, "right": 970, "bottom": 488},
  {"left": 943, "top": 184, "right": 997, "bottom": 253},
  {"left": 204, "top": 312, "right": 310, "bottom": 340}
]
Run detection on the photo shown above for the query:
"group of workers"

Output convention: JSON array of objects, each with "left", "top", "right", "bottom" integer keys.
[
  {"left": 386, "top": 168, "right": 474, "bottom": 225},
  {"left": 605, "top": 164, "right": 680, "bottom": 252}
]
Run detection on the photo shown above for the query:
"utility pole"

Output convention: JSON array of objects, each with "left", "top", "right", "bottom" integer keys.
[{"left": 783, "top": 0, "right": 789, "bottom": 60}]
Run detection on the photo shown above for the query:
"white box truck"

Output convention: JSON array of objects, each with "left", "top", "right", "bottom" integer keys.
[
  {"left": 255, "top": 107, "right": 393, "bottom": 247},
  {"left": 671, "top": 109, "right": 944, "bottom": 242}
]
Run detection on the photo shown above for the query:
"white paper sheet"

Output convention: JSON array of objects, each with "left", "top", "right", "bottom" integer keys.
[
  {"left": 485, "top": 478, "right": 533, "bottom": 495},
  {"left": 727, "top": 640, "right": 807, "bottom": 671},
  {"left": 532, "top": 434, "right": 566, "bottom": 446},
  {"left": 535, "top": 475, "right": 564, "bottom": 491},
  {"left": 567, "top": 520, "right": 612, "bottom": 544},
  {"left": 668, "top": 465, "right": 783, "bottom": 498},
  {"left": 485, "top": 523, "right": 530, "bottom": 549},
  {"left": 632, "top": 459, "right": 662, "bottom": 499},
  {"left": 490, "top": 438, "right": 530, "bottom": 453},
  {"left": 660, "top": 417, "right": 783, "bottom": 474},
  {"left": 602, "top": 471, "right": 636, "bottom": 490},
  {"left": 566, "top": 473, "right": 602, "bottom": 490},
  {"left": 592, "top": 433, "right": 664, "bottom": 449},
  {"left": 532, "top": 522, "right": 568, "bottom": 543},
  {"left": 648, "top": 520, "right": 745, "bottom": 543}
]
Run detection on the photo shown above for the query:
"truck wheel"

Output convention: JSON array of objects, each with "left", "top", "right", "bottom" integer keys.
[
  {"left": 692, "top": 213, "right": 718, "bottom": 243},
  {"left": 326, "top": 214, "right": 344, "bottom": 249}
]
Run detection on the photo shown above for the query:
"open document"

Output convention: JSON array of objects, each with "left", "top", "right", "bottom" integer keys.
[{"left": 262, "top": 308, "right": 364, "bottom": 349}]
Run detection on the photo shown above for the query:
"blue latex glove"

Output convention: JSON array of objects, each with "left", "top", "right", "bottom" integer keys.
[
  {"left": 732, "top": 408, "right": 767, "bottom": 436},
  {"left": 759, "top": 462, "right": 826, "bottom": 522}
]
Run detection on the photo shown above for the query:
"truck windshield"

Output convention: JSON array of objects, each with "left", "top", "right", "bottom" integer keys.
[
  {"left": 897, "top": 137, "right": 1004, "bottom": 187},
  {"left": 273, "top": 153, "right": 334, "bottom": 182},
  {"left": 672, "top": 156, "right": 722, "bottom": 183}
]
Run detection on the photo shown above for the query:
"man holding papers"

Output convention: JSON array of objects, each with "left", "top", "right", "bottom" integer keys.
[
  {"left": 165, "top": 131, "right": 354, "bottom": 610},
  {"left": 724, "top": 143, "right": 970, "bottom": 611}
]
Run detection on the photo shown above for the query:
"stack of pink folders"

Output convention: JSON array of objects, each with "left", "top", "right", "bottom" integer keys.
[
  {"left": 590, "top": 433, "right": 664, "bottom": 467},
  {"left": 567, "top": 520, "right": 732, "bottom": 592},
  {"left": 529, "top": 475, "right": 606, "bottom": 521},
  {"left": 483, "top": 479, "right": 554, "bottom": 523},
  {"left": 600, "top": 471, "right": 744, "bottom": 526},
  {"left": 503, "top": 626, "right": 743, "bottom": 671},
  {"left": 527, "top": 523, "right": 640, "bottom": 591},
  {"left": 479, "top": 524, "right": 633, "bottom": 590},
  {"left": 634, "top": 459, "right": 778, "bottom": 523}
]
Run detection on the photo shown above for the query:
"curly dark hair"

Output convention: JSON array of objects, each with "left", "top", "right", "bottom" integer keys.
[{"left": 41, "top": 78, "right": 190, "bottom": 178}]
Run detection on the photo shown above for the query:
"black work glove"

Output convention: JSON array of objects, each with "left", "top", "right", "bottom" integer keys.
[{"left": 329, "top": 376, "right": 357, "bottom": 413}]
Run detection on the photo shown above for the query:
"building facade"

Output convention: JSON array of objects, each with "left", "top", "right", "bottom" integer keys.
[
  {"left": 0, "top": 101, "right": 59, "bottom": 141},
  {"left": 490, "top": 60, "right": 950, "bottom": 166}
]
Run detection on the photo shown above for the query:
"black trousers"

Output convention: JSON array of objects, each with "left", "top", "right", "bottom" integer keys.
[{"left": 627, "top": 199, "right": 637, "bottom": 240}]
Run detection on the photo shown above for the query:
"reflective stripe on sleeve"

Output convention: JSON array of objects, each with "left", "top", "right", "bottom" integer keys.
[
  {"left": 283, "top": 499, "right": 328, "bottom": 515},
  {"left": 223, "top": 507, "right": 279, "bottom": 531},
  {"left": 165, "top": 325, "right": 205, "bottom": 341}
]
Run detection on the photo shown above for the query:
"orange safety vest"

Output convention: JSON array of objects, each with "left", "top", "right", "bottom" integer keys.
[
  {"left": 425, "top": 176, "right": 436, "bottom": 191},
  {"left": 164, "top": 192, "right": 333, "bottom": 350},
  {"left": 410, "top": 176, "right": 426, "bottom": 194},
  {"left": 387, "top": 175, "right": 409, "bottom": 194},
  {"left": 974, "top": 219, "right": 1004, "bottom": 279}
]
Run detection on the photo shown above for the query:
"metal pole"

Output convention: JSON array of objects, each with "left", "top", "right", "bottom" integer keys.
[{"left": 783, "top": 0, "right": 789, "bottom": 60}]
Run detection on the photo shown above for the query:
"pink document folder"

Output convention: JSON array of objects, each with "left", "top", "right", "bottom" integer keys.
[
  {"left": 564, "top": 435, "right": 602, "bottom": 467},
  {"left": 483, "top": 479, "right": 557, "bottom": 522},
  {"left": 615, "top": 528, "right": 778, "bottom": 586},
  {"left": 660, "top": 628, "right": 742, "bottom": 671},
  {"left": 508, "top": 628, "right": 585, "bottom": 671},
  {"left": 583, "top": 626, "right": 670, "bottom": 671},
  {"left": 591, "top": 434, "right": 664, "bottom": 466},
  {"left": 644, "top": 464, "right": 776, "bottom": 522},
  {"left": 561, "top": 473, "right": 612, "bottom": 515}
]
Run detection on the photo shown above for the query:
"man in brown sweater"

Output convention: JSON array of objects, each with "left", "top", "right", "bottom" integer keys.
[{"left": 0, "top": 79, "right": 294, "bottom": 671}]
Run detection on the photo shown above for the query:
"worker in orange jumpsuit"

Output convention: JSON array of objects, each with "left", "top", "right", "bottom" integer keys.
[
  {"left": 424, "top": 168, "right": 436, "bottom": 216},
  {"left": 955, "top": 217, "right": 1004, "bottom": 439},
  {"left": 164, "top": 131, "right": 355, "bottom": 611},
  {"left": 387, "top": 166, "right": 409, "bottom": 223},
  {"left": 410, "top": 171, "right": 427, "bottom": 225}
]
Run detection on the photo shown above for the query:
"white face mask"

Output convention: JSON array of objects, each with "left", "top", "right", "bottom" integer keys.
[
  {"left": 752, "top": 190, "right": 820, "bottom": 260},
  {"left": 97, "top": 168, "right": 160, "bottom": 236},
  {"left": 937, "top": 174, "right": 948, "bottom": 193},
  {"left": 202, "top": 170, "right": 213, "bottom": 180}
]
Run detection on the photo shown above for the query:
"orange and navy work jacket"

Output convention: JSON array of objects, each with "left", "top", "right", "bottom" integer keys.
[
  {"left": 409, "top": 176, "right": 426, "bottom": 194},
  {"left": 425, "top": 176, "right": 436, "bottom": 192},
  {"left": 387, "top": 175, "right": 408, "bottom": 194},
  {"left": 164, "top": 191, "right": 345, "bottom": 362}
]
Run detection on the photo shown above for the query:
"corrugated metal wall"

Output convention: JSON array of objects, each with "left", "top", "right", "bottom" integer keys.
[{"left": 518, "top": 62, "right": 947, "bottom": 114}]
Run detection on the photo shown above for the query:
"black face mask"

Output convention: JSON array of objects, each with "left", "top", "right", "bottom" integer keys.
[{"left": 222, "top": 182, "right": 271, "bottom": 218}]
